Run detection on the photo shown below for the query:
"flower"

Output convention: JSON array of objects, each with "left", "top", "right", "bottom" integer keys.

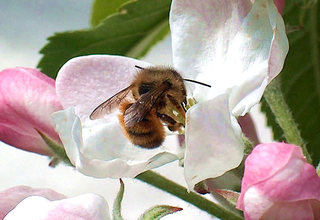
[
  {"left": 52, "top": 0, "right": 288, "bottom": 189},
  {"left": 236, "top": 143, "right": 320, "bottom": 220},
  {"left": 1, "top": 186, "right": 110, "bottom": 220},
  {"left": 0, "top": 186, "right": 65, "bottom": 219},
  {"left": 170, "top": 0, "right": 288, "bottom": 189},
  {"left": 0, "top": 67, "right": 63, "bottom": 155},
  {"left": 53, "top": 56, "right": 182, "bottom": 178}
]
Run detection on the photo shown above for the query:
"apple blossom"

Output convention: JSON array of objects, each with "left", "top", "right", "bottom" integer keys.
[
  {"left": 52, "top": 0, "right": 288, "bottom": 189},
  {"left": 0, "top": 186, "right": 66, "bottom": 219},
  {"left": 52, "top": 56, "right": 182, "bottom": 178},
  {"left": 172, "top": 0, "right": 288, "bottom": 189},
  {"left": 236, "top": 143, "right": 320, "bottom": 220},
  {"left": 4, "top": 192, "right": 110, "bottom": 220},
  {"left": 0, "top": 67, "right": 63, "bottom": 155}
]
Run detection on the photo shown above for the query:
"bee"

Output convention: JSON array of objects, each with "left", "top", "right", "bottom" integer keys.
[{"left": 90, "top": 65, "right": 211, "bottom": 149}]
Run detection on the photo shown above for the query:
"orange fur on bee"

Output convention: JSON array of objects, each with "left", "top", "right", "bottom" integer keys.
[{"left": 118, "top": 101, "right": 165, "bottom": 149}]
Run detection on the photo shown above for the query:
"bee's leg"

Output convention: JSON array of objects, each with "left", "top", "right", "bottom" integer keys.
[
  {"left": 181, "top": 100, "right": 187, "bottom": 113},
  {"left": 167, "top": 95, "right": 186, "bottom": 117},
  {"left": 157, "top": 113, "right": 183, "bottom": 132}
]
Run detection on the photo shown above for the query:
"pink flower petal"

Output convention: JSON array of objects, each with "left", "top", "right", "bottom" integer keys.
[
  {"left": 0, "top": 186, "right": 66, "bottom": 219},
  {"left": 4, "top": 194, "right": 110, "bottom": 220},
  {"left": 238, "top": 114, "right": 260, "bottom": 145},
  {"left": 237, "top": 143, "right": 320, "bottom": 219},
  {"left": 56, "top": 55, "right": 150, "bottom": 121},
  {"left": 240, "top": 143, "right": 320, "bottom": 202},
  {"left": 273, "top": 0, "right": 285, "bottom": 14},
  {"left": 250, "top": 0, "right": 285, "bottom": 14},
  {"left": 0, "top": 67, "right": 62, "bottom": 155},
  {"left": 261, "top": 200, "right": 319, "bottom": 220}
]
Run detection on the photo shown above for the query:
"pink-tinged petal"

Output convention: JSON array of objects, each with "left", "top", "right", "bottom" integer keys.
[
  {"left": 243, "top": 188, "right": 320, "bottom": 220},
  {"left": 0, "top": 186, "right": 66, "bottom": 219},
  {"left": 239, "top": 143, "right": 320, "bottom": 203},
  {"left": 250, "top": 0, "right": 285, "bottom": 14},
  {"left": 273, "top": 0, "right": 285, "bottom": 14},
  {"left": 4, "top": 194, "right": 110, "bottom": 220},
  {"left": 52, "top": 108, "right": 181, "bottom": 178},
  {"left": 56, "top": 55, "right": 150, "bottom": 121},
  {"left": 261, "top": 200, "right": 320, "bottom": 220},
  {"left": 54, "top": 55, "right": 183, "bottom": 178},
  {"left": 237, "top": 143, "right": 320, "bottom": 219},
  {"left": 170, "top": 0, "right": 288, "bottom": 116},
  {"left": 184, "top": 94, "right": 244, "bottom": 189},
  {"left": 238, "top": 114, "right": 260, "bottom": 145},
  {"left": 0, "top": 67, "right": 63, "bottom": 155},
  {"left": 240, "top": 142, "right": 296, "bottom": 191},
  {"left": 171, "top": 0, "right": 251, "bottom": 83}
]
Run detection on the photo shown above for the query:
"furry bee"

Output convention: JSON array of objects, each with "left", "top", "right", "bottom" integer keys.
[{"left": 90, "top": 66, "right": 210, "bottom": 149}]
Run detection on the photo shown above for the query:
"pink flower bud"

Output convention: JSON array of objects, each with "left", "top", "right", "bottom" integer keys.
[
  {"left": 0, "top": 186, "right": 65, "bottom": 219},
  {"left": 1, "top": 186, "right": 110, "bottom": 220},
  {"left": 237, "top": 143, "right": 320, "bottom": 220},
  {"left": 0, "top": 67, "right": 63, "bottom": 155}
]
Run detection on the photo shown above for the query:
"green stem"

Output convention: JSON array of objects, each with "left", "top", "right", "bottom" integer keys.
[
  {"left": 113, "top": 179, "right": 124, "bottom": 220},
  {"left": 316, "top": 161, "right": 320, "bottom": 177},
  {"left": 263, "top": 78, "right": 312, "bottom": 163},
  {"left": 136, "top": 171, "right": 243, "bottom": 220},
  {"left": 37, "top": 130, "right": 72, "bottom": 166}
]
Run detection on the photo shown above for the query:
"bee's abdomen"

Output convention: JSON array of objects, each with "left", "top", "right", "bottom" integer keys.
[{"left": 119, "top": 102, "right": 165, "bottom": 149}]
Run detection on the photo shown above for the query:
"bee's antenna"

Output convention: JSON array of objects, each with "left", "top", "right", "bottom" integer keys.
[
  {"left": 183, "top": 79, "right": 211, "bottom": 88},
  {"left": 135, "top": 65, "right": 144, "bottom": 70}
]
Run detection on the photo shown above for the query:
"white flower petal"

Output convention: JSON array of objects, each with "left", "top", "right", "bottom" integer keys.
[
  {"left": 184, "top": 94, "right": 244, "bottom": 189},
  {"left": 171, "top": 0, "right": 288, "bottom": 116},
  {"left": 229, "top": 0, "right": 288, "bottom": 115},
  {"left": 243, "top": 187, "right": 273, "bottom": 220},
  {"left": 52, "top": 108, "right": 181, "bottom": 178}
]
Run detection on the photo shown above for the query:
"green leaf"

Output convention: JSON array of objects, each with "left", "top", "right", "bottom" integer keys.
[
  {"left": 37, "top": 130, "right": 72, "bottom": 166},
  {"left": 138, "top": 205, "right": 182, "bottom": 220},
  {"left": 113, "top": 179, "right": 125, "bottom": 220},
  {"left": 261, "top": 2, "right": 320, "bottom": 165},
  {"left": 214, "top": 189, "right": 240, "bottom": 207},
  {"left": 90, "top": 0, "right": 130, "bottom": 27},
  {"left": 37, "top": 0, "right": 171, "bottom": 79}
]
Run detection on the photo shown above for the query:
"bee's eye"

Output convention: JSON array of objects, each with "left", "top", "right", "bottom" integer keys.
[{"left": 139, "top": 84, "right": 152, "bottom": 95}]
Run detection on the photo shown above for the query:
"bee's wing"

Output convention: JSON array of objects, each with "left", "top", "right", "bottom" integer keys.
[
  {"left": 90, "top": 85, "right": 133, "bottom": 120},
  {"left": 124, "top": 82, "right": 169, "bottom": 127}
]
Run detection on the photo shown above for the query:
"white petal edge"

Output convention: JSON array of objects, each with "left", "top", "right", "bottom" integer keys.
[
  {"left": 170, "top": 0, "right": 288, "bottom": 117},
  {"left": 229, "top": 0, "right": 289, "bottom": 116},
  {"left": 4, "top": 194, "right": 110, "bottom": 220},
  {"left": 184, "top": 94, "right": 244, "bottom": 190},
  {"left": 243, "top": 187, "right": 273, "bottom": 220},
  {"left": 52, "top": 108, "right": 181, "bottom": 178}
]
